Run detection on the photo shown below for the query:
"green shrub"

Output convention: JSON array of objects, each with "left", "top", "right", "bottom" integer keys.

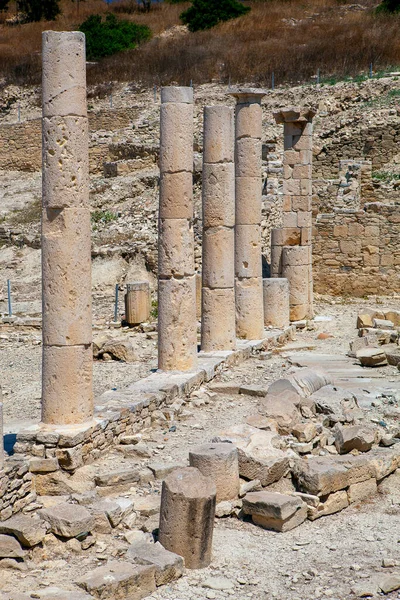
[
  {"left": 376, "top": 0, "right": 400, "bottom": 12},
  {"left": 180, "top": 0, "right": 250, "bottom": 32},
  {"left": 79, "top": 14, "right": 151, "bottom": 60},
  {"left": 17, "top": 0, "right": 60, "bottom": 21}
]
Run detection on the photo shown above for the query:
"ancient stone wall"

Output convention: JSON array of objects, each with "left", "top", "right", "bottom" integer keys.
[
  {"left": 0, "top": 458, "right": 36, "bottom": 521},
  {"left": 0, "top": 108, "right": 139, "bottom": 173},
  {"left": 313, "top": 203, "right": 400, "bottom": 296}
]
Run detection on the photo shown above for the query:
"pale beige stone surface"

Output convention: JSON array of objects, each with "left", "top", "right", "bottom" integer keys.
[
  {"left": 235, "top": 277, "right": 264, "bottom": 340},
  {"left": 42, "top": 31, "right": 87, "bottom": 118},
  {"left": 235, "top": 102, "right": 263, "bottom": 140},
  {"left": 347, "top": 478, "right": 377, "bottom": 504},
  {"left": 202, "top": 227, "right": 235, "bottom": 289},
  {"left": 202, "top": 164, "right": 235, "bottom": 228},
  {"left": 201, "top": 288, "right": 236, "bottom": 352},
  {"left": 159, "top": 103, "right": 193, "bottom": 174},
  {"left": 158, "top": 276, "right": 197, "bottom": 371},
  {"left": 158, "top": 467, "right": 216, "bottom": 569},
  {"left": 235, "top": 137, "right": 262, "bottom": 178},
  {"left": 235, "top": 177, "right": 262, "bottom": 225},
  {"left": 159, "top": 172, "right": 193, "bottom": 219},
  {"left": 42, "top": 344, "right": 93, "bottom": 425},
  {"left": 189, "top": 443, "right": 239, "bottom": 502},
  {"left": 158, "top": 218, "right": 195, "bottom": 278},
  {"left": 235, "top": 224, "right": 262, "bottom": 279},
  {"left": 42, "top": 208, "right": 92, "bottom": 346},
  {"left": 42, "top": 116, "right": 89, "bottom": 209},
  {"left": 263, "top": 278, "right": 290, "bottom": 328},
  {"left": 282, "top": 262, "right": 310, "bottom": 311},
  {"left": 125, "top": 282, "right": 150, "bottom": 326},
  {"left": 203, "top": 106, "right": 234, "bottom": 164},
  {"left": 161, "top": 86, "right": 193, "bottom": 104}
]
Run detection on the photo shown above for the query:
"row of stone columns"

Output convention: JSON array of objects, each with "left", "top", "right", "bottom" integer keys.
[
  {"left": 271, "top": 108, "right": 316, "bottom": 321},
  {"left": 39, "top": 31, "right": 315, "bottom": 427}
]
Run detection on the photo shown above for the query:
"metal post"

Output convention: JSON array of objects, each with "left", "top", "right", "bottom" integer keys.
[
  {"left": 369, "top": 63, "right": 373, "bottom": 78},
  {"left": 271, "top": 72, "right": 275, "bottom": 90},
  {"left": 17, "top": 104, "right": 21, "bottom": 123},
  {"left": 110, "top": 93, "right": 113, "bottom": 108},
  {"left": 317, "top": 68, "right": 320, "bottom": 85},
  {"left": 228, "top": 75, "right": 231, "bottom": 90},
  {"left": 153, "top": 84, "right": 157, "bottom": 102},
  {"left": 190, "top": 79, "right": 193, "bottom": 88},
  {"left": 114, "top": 283, "right": 119, "bottom": 322},
  {"left": 7, "top": 280, "right": 12, "bottom": 317}
]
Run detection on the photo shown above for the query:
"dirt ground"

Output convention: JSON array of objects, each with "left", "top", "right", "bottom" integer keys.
[{"left": 1, "top": 296, "right": 400, "bottom": 599}]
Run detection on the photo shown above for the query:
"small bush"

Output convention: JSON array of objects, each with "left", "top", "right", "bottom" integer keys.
[
  {"left": 17, "top": 0, "right": 61, "bottom": 21},
  {"left": 79, "top": 13, "right": 151, "bottom": 60},
  {"left": 91, "top": 210, "right": 118, "bottom": 225},
  {"left": 180, "top": 0, "right": 250, "bottom": 32},
  {"left": 376, "top": 0, "right": 400, "bottom": 13}
]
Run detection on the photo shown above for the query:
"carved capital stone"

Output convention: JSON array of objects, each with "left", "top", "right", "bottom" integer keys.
[{"left": 273, "top": 106, "right": 317, "bottom": 124}]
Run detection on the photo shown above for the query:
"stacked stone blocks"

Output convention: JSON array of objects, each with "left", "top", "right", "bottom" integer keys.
[
  {"left": 158, "top": 87, "right": 197, "bottom": 371},
  {"left": 231, "top": 90, "right": 266, "bottom": 339},
  {"left": 201, "top": 106, "right": 236, "bottom": 351},
  {"left": 41, "top": 31, "right": 93, "bottom": 425},
  {"left": 272, "top": 107, "right": 316, "bottom": 321}
]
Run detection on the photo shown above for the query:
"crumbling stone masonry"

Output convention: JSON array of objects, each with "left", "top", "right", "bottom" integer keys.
[
  {"left": 201, "top": 106, "right": 236, "bottom": 351},
  {"left": 231, "top": 90, "right": 266, "bottom": 339},
  {"left": 41, "top": 31, "right": 93, "bottom": 425},
  {"left": 158, "top": 87, "right": 197, "bottom": 371},
  {"left": 272, "top": 107, "right": 316, "bottom": 321}
]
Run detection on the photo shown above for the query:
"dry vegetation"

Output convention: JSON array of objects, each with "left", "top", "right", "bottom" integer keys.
[{"left": 1, "top": 0, "right": 400, "bottom": 87}]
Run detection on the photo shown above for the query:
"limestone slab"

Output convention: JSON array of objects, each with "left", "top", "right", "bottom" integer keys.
[
  {"left": 126, "top": 541, "right": 184, "bottom": 586},
  {"left": 77, "top": 561, "right": 156, "bottom": 599}
]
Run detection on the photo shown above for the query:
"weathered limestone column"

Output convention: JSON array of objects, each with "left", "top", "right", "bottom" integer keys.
[
  {"left": 189, "top": 443, "right": 239, "bottom": 502},
  {"left": 41, "top": 31, "right": 93, "bottom": 425},
  {"left": 0, "top": 401, "right": 4, "bottom": 470},
  {"left": 158, "top": 87, "right": 197, "bottom": 371},
  {"left": 159, "top": 467, "right": 216, "bottom": 569},
  {"left": 230, "top": 90, "right": 266, "bottom": 339},
  {"left": 201, "top": 106, "right": 235, "bottom": 351},
  {"left": 273, "top": 107, "right": 316, "bottom": 321},
  {"left": 125, "top": 282, "right": 150, "bottom": 326},
  {"left": 263, "top": 278, "right": 290, "bottom": 328}
]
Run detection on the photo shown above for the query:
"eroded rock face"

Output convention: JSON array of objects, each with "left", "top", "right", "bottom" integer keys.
[
  {"left": 0, "top": 534, "right": 25, "bottom": 559},
  {"left": 356, "top": 347, "right": 388, "bottom": 367},
  {"left": 126, "top": 541, "right": 184, "bottom": 586},
  {"left": 0, "top": 514, "right": 47, "bottom": 547}
]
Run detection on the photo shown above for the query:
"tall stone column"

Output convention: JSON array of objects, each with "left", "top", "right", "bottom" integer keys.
[
  {"left": 272, "top": 107, "right": 316, "bottom": 321},
  {"left": 201, "top": 106, "right": 235, "bottom": 351},
  {"left": 158, "top": 87, "right": 197, "bottom": 371},
  {"left": 41, "top": 31, "right": 93, "bottom": 425},
  {"left": 230, "top": 90, "right": 266, "bottom": 339}
]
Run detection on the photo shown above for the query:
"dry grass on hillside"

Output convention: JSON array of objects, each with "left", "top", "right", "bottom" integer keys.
[{"left": 1, "top": 0, "right": 400, "bottom": 87}]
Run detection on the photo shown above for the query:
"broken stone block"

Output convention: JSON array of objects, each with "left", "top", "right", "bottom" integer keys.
[
  {"left": 207, "top": 382, "right": 240, "bottom": 394},
  {"left": 385, "top": 348, "right": 400, "bottom": 366},
  {"left": 245, "top": 414, "right": 277, "bottom": 430},
  {"left": 259, "top": 393, "right": 301, "bottom": 434},
  {"left": 373, "top": 318, "right": 394, "bottom": 330},
  {"left": 0, "top": 515, "right": 48, "bottom": 547},
  {"left": 310, "top": 385, "right": 360, "bottom": 424},
  {"left": 77, "top": 561, "right": 156, "bottom": 599},
  {"left": 147, "top": 462, "right": 186, "bottom": 479},
  {"left": 357, "top": 309, "right": 384, "bottom": 329},
  {"left": 239, "top": 384, "right": 268, "bottom": 397},
  {"left": 367, "top": 444, "right": 400, "bottom": 480},
  {"left": 356, "top": 348, "right": 388, "bottom": 367},
  {"left": 189, "top": 442, "right": 240, "bottom": 502},
  {"left": 348, "top": 336, "right": 369, "bottom": 358},
  {"left": 126, "top": 541, "right": 184, "bottom": 586},
  {"left": 158, "top": 467, "right": 216, "bottom": 569},
  {"left": 334, "top": 424, "right": 375, "bottom": 454},
  {"left": 29, "top": 588, "right": 94, "bottom": 600},
  {"left": 379, "top": 574, "right": 400, "bottom": 594},
  {"left": 40, "top": 503, "right": 94, "bottom": 539},
  {"left": 291, "top": 491, "right": 320, "bottom": 507},
  {"left": 292, "top": 454, "right": 374, "bottom": 496},
  {"left": 29, "top": 458, "right": 59, "bottom": 473},
  {"left": 89, "top": 499, "right": 123, "bottom": 533},
  {"left": 242, "top": 491, "right": 307, "bottom": 532},
  {"left": 133, "top": 495, "right": 160, "bottom": 517},
  {"left": 289, "top": 368, "right": 333, "bottom": 397},
  {"left": 0, "top": 535, "right": 25, "bottom": 559},
  {"left": 239, "top": 479, "right": 261, "bottom": 497},
  {"left": 215, "top": 500, "right": 234, "bottom": 517},
  {"left": 307, "top": 490, "right": 348, "bottom": 520},
  {"left": 55, "top": 447, "right": 83, "bottom": 471},
  {"left": 385, "top": 310, "right": 400, "bottom": 326},
  {"left": 213, "top": 424, "right": 290, "bottom": 486},
  {"left": 95, "top": 468, "right": 140, "bottom": 487},
  {"left": 291, "top": 422, "right": 317, "bottom": 443},
  {"left": 348, "top": 478, "right": 377, "bottom": 504}
]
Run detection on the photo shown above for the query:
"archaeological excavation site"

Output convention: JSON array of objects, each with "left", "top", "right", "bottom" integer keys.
[{"left": 1, "top": 15, "right": 400, "bottom": 600}]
